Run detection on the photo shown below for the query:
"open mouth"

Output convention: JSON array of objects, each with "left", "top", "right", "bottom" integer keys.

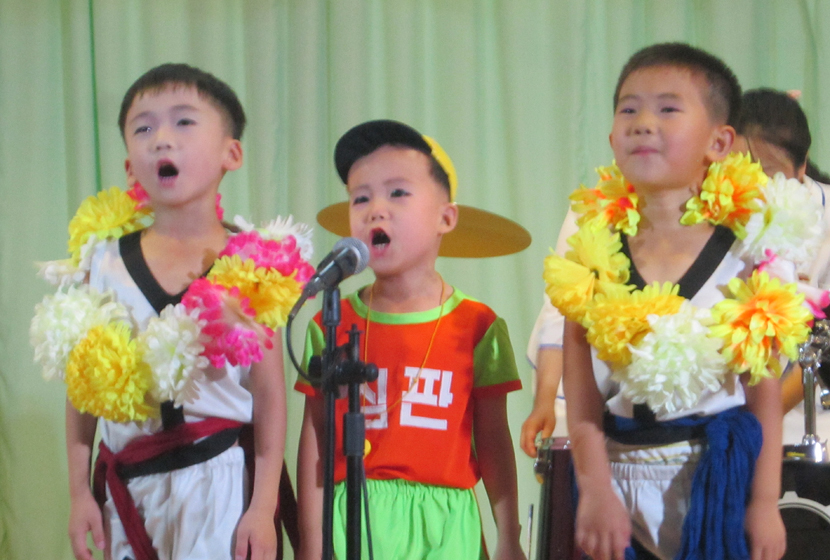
[
  {"left": 371, "top": 229, "right": 390, "bottom": 247},
  {"left": 157, "top": 162, "right": 179, "bottom": 179}
]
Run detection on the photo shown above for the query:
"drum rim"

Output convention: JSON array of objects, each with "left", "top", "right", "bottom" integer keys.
[{"left": 779, "top": 493, "right": 830, "bottom": 524}]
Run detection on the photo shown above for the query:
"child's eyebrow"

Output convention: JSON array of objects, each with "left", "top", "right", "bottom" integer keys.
[
  {"left": 382, "top": 177, "right": 412, "bottom": 187},
  {"left": 128, "top": 104, "right": 200, "bottom": 125},
  {"left": 170, "top": 104, "right": 200, "bottom": 113},
  {"left": 617, "top": 93, "right": 640, "bottom": 104},
  {"left": 618, "top": 92, "right": 682, "bottom": 104}
]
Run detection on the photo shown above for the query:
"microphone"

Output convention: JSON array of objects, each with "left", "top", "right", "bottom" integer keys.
[{"left": 289, "top": 237, "right": 370, "bottom": 319}]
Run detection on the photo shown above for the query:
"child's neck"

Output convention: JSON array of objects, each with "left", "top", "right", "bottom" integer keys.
[
  {"left": 636, "top": 185, "right": 695, "bottom": 233},
  {"left": 139, "top": 204, "right": 228, "bottom": 295},
  {"left": 627, "top": 182, "right": 715, "bottom": 286},
  {"left": 149, "top": 200, "right": 225, "bottom": 239},
  {"left": 366, "top": 269, "right": 449, "bottom": 314}
]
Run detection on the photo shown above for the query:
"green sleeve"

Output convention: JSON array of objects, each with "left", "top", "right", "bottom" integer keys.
[
  {"left": 472, "top": 316, "right": 520, "bottom": 389},
  {"left": 296, "top": 319, "right": 325, "bottom": 388}
]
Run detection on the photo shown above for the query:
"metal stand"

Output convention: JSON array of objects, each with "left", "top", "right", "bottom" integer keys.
[
  {"left": 312, "top": 287, "right": 378, "bottom": 560},
  {"left": 784, "top": 320, "right": 830, "bottom": 463}
]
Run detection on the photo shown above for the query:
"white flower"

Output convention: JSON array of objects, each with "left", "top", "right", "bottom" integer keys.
[
  {"left": 615, "top": 302, "right": 728, "bottom": 415},
  {"left": 233, "top": 215, "right": 256, "bottom": 232},
  {"left": 138, "top": 304, "right": 209, "bottom": 406},
  {"left": 30, "top": 285, "right": 130, "bottom": 380},
  {"left": 37, "top": 259, "right": 85, "bottom": 287},
  {"left": 234, "top": 214, "right": 314, "bottom": 260},
  {"left": 76, "top": 236, "right": 97, "bottom": 274},
  {"left": 740, "top": 173, "right": 824, "bottom": 265},
  {"left": 37, "top": 238, "right": 97, "bottom": 287}
]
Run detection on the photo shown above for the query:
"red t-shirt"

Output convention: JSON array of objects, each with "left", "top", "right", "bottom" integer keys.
[{"left": 295, "top": 288, "right": 521, "bottom": 489}]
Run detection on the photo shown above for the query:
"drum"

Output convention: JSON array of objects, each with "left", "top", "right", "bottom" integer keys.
[
  {"left": 780, "top": 461, "right": 830, "bottom": 559},
  {"left": 534, "top": 437, "right": 580, "bottom": 560}
]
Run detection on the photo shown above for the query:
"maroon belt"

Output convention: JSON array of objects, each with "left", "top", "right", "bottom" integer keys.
[{"left": 93, "top": 417, "right": 244, "bottom": 560}]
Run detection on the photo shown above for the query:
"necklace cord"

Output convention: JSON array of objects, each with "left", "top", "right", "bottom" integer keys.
[{"left": 362, "top": 278, "right": 446, "bottom": 415}]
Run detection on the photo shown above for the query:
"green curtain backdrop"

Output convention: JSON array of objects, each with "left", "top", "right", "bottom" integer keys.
[{"left": 2, "top": 1, "right": 829, "bottom": 558}]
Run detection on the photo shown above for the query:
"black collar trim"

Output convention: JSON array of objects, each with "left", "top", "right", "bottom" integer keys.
[
  {"left": 620, "top": 225, "right": 736, "bottom": 300},
  {"left": 119, "top": 231, "right": 192, "bottom": 314}
]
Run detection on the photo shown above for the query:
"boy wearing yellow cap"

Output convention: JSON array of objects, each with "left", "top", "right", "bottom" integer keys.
[{"left": 296, "top": 120, "right": 527, "bottom": 560}]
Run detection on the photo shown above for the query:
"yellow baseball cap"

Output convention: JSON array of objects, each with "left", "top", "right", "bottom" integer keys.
[{"left": 319, "top": 120, "right": 531, "bottom": 258}]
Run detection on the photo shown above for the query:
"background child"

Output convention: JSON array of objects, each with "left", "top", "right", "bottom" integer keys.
[
  {"left": 546, "top": 43, "right": 817, "bottom": 560},
  {"left": 733, "top": 88, "right": 830, "bottom": 445},
  {"left": 296, "top": 120, "right": 526, "bottom": 559},
  {"left": 520, "top": 215, "right": 575, "bottom": 457},
  {"left": 52, "top": 64, "right": 290, "bottom": 560}
]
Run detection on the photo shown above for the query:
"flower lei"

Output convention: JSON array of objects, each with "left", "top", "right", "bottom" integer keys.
[
  {"left": 30, "top": 186, "right": 315, "bottom": 422},
  {"left": 544, "top": 153, "right": 825, "bottom": 415}
]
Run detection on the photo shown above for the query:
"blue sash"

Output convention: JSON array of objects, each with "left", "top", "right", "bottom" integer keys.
[{"left": 606, "top": 407, "right": 762, "bottom": 560}]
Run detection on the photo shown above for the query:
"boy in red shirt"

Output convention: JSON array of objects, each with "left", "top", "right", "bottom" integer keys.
[{"left": 296, "top": 120, "right": 526, "bottom": 559}]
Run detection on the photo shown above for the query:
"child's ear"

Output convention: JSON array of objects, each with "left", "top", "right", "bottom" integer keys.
[
  {"left": 124, "top": 159, "right": 137, "bottom": 188},
  {"left": 222, "top": 139, "right": 244, "bottom": 171},
  {"left": 706, "top": 125, "right": 736, "bottom": 162},
  {"left": 438, "top": 202, "right": 459, "bottom": 234}
]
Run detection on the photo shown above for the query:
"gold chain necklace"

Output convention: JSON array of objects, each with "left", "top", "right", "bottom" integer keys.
[{"left": 362, "top": 277, "right": 447, "bottom": 414}]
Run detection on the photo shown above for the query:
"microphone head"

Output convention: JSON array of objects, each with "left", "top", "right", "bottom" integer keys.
[{"left": 333, "top": 237, "right": 370, "bottom": 276}]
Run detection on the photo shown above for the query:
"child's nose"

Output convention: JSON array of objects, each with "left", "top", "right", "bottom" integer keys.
[
  {"left": 153, "top": 125, "right": 174, "bottom": 150},
  {"left": 632, "top": 112, "right": 655, "bottom": 135},
  {"left": 368, "top": 199, "right": 388, "bottom": 221}
]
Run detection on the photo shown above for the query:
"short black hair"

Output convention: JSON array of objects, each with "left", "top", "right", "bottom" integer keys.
[
  {"left": 334, "top": 119, "right": 451, "bottom": 197},
  {"left": 736, "top": 88, "right": 830, "bottom": 183},
  {"left": 736, "top": 88, "right": 810, "bottom": 169},
  {"left": 614, "top": 43, "right": 742, "bottom": 127},
  {"left": 118, "top": 63, "right": 246, "bottom": 140}
]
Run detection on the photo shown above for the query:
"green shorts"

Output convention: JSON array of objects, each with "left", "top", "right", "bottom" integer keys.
[{"left": 332, "top": 478, "right": 484, "bottom": 559}]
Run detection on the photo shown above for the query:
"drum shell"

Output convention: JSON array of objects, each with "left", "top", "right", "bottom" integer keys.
[
  {"left": 780, "top": 461, "right": 830, "bottom": 559},
  {"left": 535, "top": 438, "right": 579, "bottom": 560}
]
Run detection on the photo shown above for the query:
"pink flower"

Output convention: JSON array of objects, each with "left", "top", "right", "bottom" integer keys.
[
  {"left": 220, "top": 231, "right": 315, "bottom": 283},
  {"left": 756, "top": 250, "right": 829, "bottom": 319},
  {"left": 126, "top": 183, "right": 151, "bottom": 210},
  {"left": 181, "top": 278, "right": 274, "bottom": 367},
  {"left": 215, "top": 194, "right": 224, "bottom": 221},
  {"left": 798, "top": 284, "right": 830, "bottom": 320},
  {"left": 756, "top": 250, "right": 797, "bottom": 283}
]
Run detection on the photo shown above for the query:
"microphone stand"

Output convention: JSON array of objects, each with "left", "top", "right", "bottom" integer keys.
[{"left": 317, "top": 286, "right": 378, "bottom": 560}]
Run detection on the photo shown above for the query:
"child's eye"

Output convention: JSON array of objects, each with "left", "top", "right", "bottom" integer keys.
[
  {"left": 661, "top": 106, "right": 680, "bottom": 113},
  {"left": 617, "top": 107, "right": 636, "bottom": 115},
  {"left": 133, "top": 125, "right": 151, "bottom": 134},
  {"left": 352, "top": 195, "right": 369, "bottom": 205},
  {"left": 177, "top": 118, "right": 196, "bottom": 126},
  {"left": 390, "top": 188, "right": 409, "bottom": 198}
]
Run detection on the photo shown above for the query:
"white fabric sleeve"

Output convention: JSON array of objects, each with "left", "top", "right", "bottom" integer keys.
[
  {"left": 806, "top": 179, "right": 830, "bottom": 289},
  {"left": 526, "top": 208, "right": 579, "bottom": 368}
]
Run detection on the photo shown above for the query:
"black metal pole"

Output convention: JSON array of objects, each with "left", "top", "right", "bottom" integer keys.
[
  {"left": 344, "top": 326, "right": 367, "bottom": 559},
  {"left": 321, "top": 287, "right": 341, "bottom": 560}
]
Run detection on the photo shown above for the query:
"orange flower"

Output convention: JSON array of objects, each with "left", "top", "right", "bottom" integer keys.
[
  {"left": 710, "top": 270, "right": 811, "bottom": 384},
  {"left": 680, "top": 152, "right": 766, "bottom": 239},
  {"left": 570, "top": 163, "right": 640, "bottom": 236}
]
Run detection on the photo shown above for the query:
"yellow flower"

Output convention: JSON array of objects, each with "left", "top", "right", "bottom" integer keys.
[
  {"left": 68, "top": 187, "right": 150, "bottom": 264},
  {"left": 65, "top": 322, "right": 155, "bottom": 422},
  {"left": 570, "top": 163, "right": 640, "bottom": 236},
  {"left": 680, "top": 152, "right": 767, "bottom": 239},
  {"left": 208, "top": 255, "right": 305, "bottom": 329},
  {"left": 543, "top": 224, "right": 633, "bottom": 324},
  {"left": 710, "top": 270, "right": 811, "bottom": 384},
  {"left": 585, "top": 282, "right": 684, "bottom": 366}
]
